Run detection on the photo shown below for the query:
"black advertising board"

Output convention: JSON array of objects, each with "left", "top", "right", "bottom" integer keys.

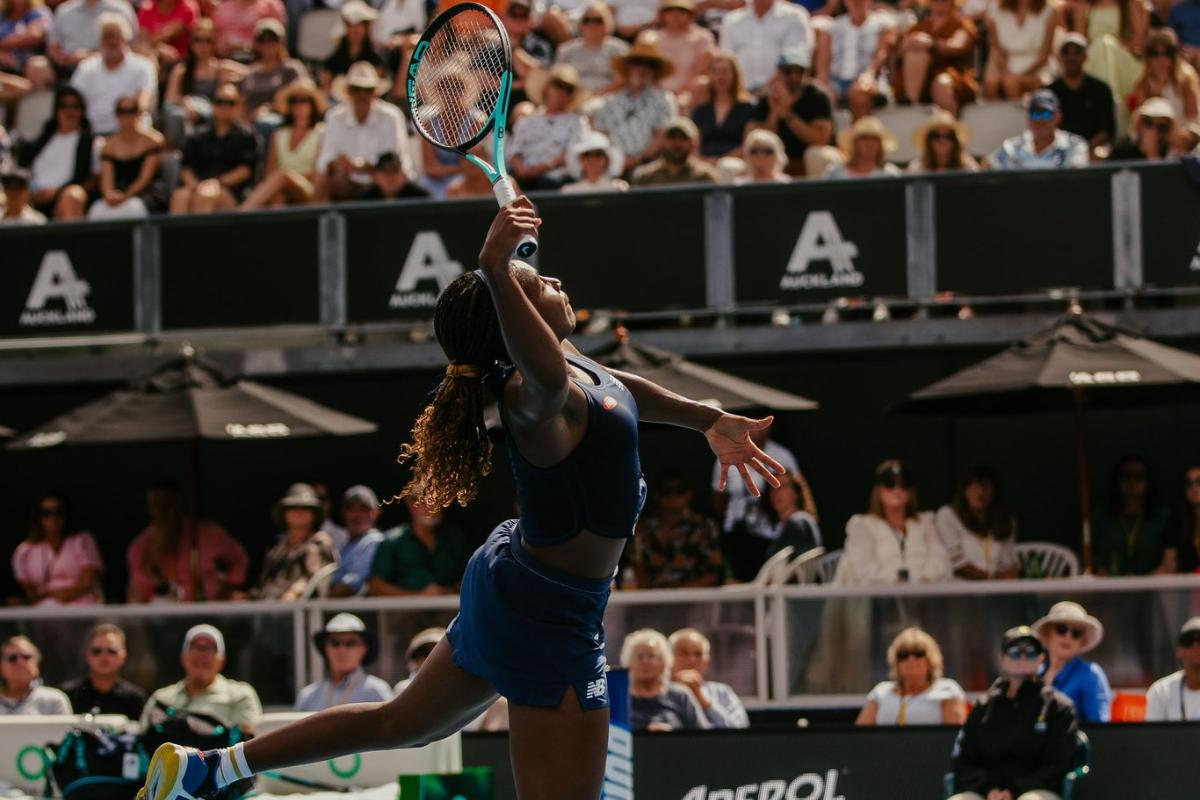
[
  {"left": 0, "top": 223, "right": 135, "bottom": 336},
  {"left": 935, "top": 170, "right": 1113, "bottom": 295},
  {"left": 463, "top": 723, "right": 1200, "bottom": 800},
  {"left": 159, "top": 213, "right": 321, "bottom": 329},
  {"left": 345, "top": 199, "right": 498, "bottom": 324},
  {"left": 1140, "top": 164, "right": 1200, "bottom": 288},
  {"left": 535, "top": 189, "right": 708, "bottom": 312},
  {"left": 344, "top": 191, "right": 708, "bottom": 325},
  {"left": 732, "top": 180, "right": 909, "bottom": 305}
]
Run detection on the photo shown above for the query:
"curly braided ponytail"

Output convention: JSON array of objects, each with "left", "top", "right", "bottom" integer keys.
[{"left": 394, "top": 270, "right": 514, "bottom": 509}]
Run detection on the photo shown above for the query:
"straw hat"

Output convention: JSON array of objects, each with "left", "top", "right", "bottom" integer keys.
[
  {"left": 274, "top": 78, "right": 327, "bottom": 116},
  {"left": 331, "top": 61, "right": 391, "bottom": 103},
  {"left": 567, "top": 130, "right": 624, "bottom": 179},
  {"left": 525, "top": 63, "right": 589, "bottom": 111},
  {"left": 660, "top": 0, "right": 696, "bottom": 12},
  {"left": 612, "top": 34, "right": 676, "bottom": 81},
  {"left": 1033, "top": 601, "right": 1104, "bottom": 654},
  {"left": 911, "top": 108, "right": 971, "bottom": 149},
  {"left": 272, "top": 482, "right": 326, "bottom": 529},
  {"left": 837, "top": 115, "right": 897, "bottom": 157}
]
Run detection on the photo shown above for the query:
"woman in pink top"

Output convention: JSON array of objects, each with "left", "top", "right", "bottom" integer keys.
[
  {"left": 137, "top": 0, "right": 200, "bottom": 64},
  {"left": 11, "top": 493, "right": 104, "bottom": 606},
  {"left": 126, "top": 483, "right": 249, "bottom": 602},
  {"left": 212, "top": 0, "right": 286, "bottom": 61}
]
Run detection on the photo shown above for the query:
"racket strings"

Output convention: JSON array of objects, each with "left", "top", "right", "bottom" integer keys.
[{"left": 411, "top": 10, "right": 506, "bottom": 150}]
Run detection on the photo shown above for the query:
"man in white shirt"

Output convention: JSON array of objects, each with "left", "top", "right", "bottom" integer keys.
[
  {"left": 316, "top": 61, "right": 413, "bottom": 202},
  {"left": 986, "top": 89, "right": 1088, "bottom": 170},
  {"left": 719, "top": 0, "right": 812, "bottom": 94},
  {"left": 1146, "top": 617, "right": 1200, "bottom": 721},
  {"left": 33, "top": 0, "right": 138, "bottom": 83},
  {"left": 69, "top": 13, "right": 156, "bottom": 135}
]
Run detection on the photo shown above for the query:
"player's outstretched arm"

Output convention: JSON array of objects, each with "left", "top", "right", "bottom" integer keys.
[{"left": 477, "top": 199, "right": 569, "bottom": 423}]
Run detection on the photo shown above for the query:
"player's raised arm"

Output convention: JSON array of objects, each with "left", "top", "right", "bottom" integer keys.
[{"left": 477, "top": 199, "right": 569, "bottom": 422}]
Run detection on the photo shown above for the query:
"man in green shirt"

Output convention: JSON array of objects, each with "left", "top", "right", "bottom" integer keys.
[
  {"left": 367, "top": 496, "right": 468, "bottom": 596},
  {"left": 140, "top": 624, "right": 262, "bottom": 733}
]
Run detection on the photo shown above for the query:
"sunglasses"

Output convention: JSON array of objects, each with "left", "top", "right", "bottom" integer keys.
[
  {"left": 58, "top": 103, "right": 82, "bottom": 111},
  {"left": 89, "top": 647, "right": 120, "bottom": 657},
  {"left": 1180, "top": 632, "right": 1200, "bottom": 648},
  {"left": 896, "top": 648, "right": 926, "bottom": 661},
  {"left": 326, "top": 637, "right": 364, "bottom": 649},
  {"left": 39, "top": 507, "right": 64, "bottom": 517},
  {"left": 410, "top": 644, "right": 436, "bottom": 661},
  {"left": 877, "top": 475, "right": 911, "bottom": 490},
  {"left": 1185, "top": 478, "right": 1200, "bottom": 489},
  {"left": 581, "top": 15, "right": 603, "bottom": 23},
  {"left": 116, "top": 106, "right": 138, "bottom": 115},
  {"left": 1147, "top": 47, "right": 1176, "bottom": 58},
  {"left": 1005, "top": 644, "right": 1042, "bottom": 660},
  {"left": 928, "top": 130, "right": 956, "bottom": 141},
  {"left": 550, "top": 79, "right": 577, "bottom": 93},
  {"left": 256, "top": 34, "right": 281, "bottom": 43},
  {"left": 1139, "top": 119, "right": 1172, "bottom": 135},
  {"left": 1029, "top": 109, "right": 1055, "bottom": 121},
  {"left": 1054, "top": 624, "right": 1085, "bottom": 640},
  {"left": 288, "top": 95, "right": 312, "bottom": 105},
  {"left": 580, "top": 150, "right": 606, "bottom": 159},
  {"left": 4, "top": 653, "right": 34, "bottom": 663},
  {"left": 213, "top": 97, "right": 238, "bottom": 106},
  {"left": 747, "top": 147, "right": 775, "bottom": 156}
]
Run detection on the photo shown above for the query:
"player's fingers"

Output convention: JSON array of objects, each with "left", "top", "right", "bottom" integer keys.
[
  {"left": 750, "top": 458, "right": 782, "bottom": 487},
  {"left": 737, "top": 464, "right": 759, "bottom": 497},
  {"left": 754, "top": 449, "right": 787, "bottom": 475},
  {"left": 511, "top": 195, "right": 536, "bottom": 211}
]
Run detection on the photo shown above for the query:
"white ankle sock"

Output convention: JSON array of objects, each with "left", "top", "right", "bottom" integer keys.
[{"left": 213, "top": 743, "right": 252, "bottom": 788}]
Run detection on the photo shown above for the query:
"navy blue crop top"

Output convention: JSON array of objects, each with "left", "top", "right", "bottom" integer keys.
[{"left": 500, "top": 354, "right": 647, "bottom": 546}]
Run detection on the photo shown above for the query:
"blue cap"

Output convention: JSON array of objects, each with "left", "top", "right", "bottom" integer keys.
[{"left": 1028, "top": 89, "right": 1060, "bottom": 114}]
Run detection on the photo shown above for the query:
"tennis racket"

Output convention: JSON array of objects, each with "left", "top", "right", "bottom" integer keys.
[{"left": 407, "top": 2, "right": 538, "bottom": 258}]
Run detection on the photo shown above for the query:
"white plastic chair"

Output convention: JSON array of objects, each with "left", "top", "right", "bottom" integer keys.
[
  {"left": 817, "top": 549, "right": 842, "bottom": 584},
  {"left": 297, "top": 9, "right": 341, "bottom": 64},
  {"left": 301, "top": 562, "right": 340, "bottom": 599},
  {"left": 752, "top": 545, "right": 795, "bottom": 587},
  {"left": 960, "top": 100, "right": 1027, "bottom": 159},
  {"left": 1015, "top": 542, "right": 1080, "bottom": 578},
  {"left": 876, "top": 103, "right": 936, "bottom": 165},
  {"left": 780, "top": 545, "right": 827, "bottom": 584},
  {"left": 14, "top": 90, "right": 53, "bottom": 142}
]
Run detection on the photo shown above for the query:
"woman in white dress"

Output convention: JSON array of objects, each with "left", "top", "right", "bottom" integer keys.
[
  {"left": 935, "top": 465, "right": 1020, "bottom": 580},
  {"left": 983, "top": 0, "right": 1057, "bottom": 98},
  {"left": 856, "top": 627, "right": 967, "bottom": 725}
]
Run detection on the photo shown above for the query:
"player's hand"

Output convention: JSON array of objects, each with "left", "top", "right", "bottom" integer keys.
[
  {"left": 479, "top": 196, "right": 541, "bottom": 272},
  {"left": 706, "top": 413, "right": 785, "bottom": 496}
]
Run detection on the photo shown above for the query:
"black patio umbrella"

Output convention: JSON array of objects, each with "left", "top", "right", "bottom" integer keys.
[
  {"left": 896, "top": 307, "right": 1200, "bottom": 572},
  {"left": 7, "top": 351, "right": 376, "bottom": 449},
  {"left": 484, "top": 329, "right": 818, "bottom": 429}
]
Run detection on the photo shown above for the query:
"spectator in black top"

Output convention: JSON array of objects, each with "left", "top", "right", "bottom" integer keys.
[
  {"left": 171, "top": 82, "right": 258, "bottom": 214},
  {"left": 948, "top": 626, "right": 1078, "bottom": 800},
  {"left": 61, "top": 623, "right": 147, "bottom": 719},
  {"left": 320, "top": 0, "right": 384, "bottom": 93},
  {"left": 1108, "top": 97, "right": 1178, "bottom": 161},
  {"left": 751, "top": 46, "right": 837, "bottom": 178},
  {"left": 361, "top": 151, "right": 430, "bottom": 199},
  {"left": 691, "top": 50, "right": 756, "bottom": 159},
  {"left": 1177, "top": 460, "right": 1200, "bottom": 573},
  {"left": 1048, "top": 32, "right": 1115, "bottom": 160},
  {"left": 764, "top": 470, "right": 822, "bottom": 560}
]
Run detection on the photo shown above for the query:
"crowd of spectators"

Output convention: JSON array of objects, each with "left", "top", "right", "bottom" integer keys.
[{"left": 2, "top": 0, "right": 1200, "bottom": 223}]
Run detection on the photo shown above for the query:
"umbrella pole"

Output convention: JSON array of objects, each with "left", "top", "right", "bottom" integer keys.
[
  {"left": 1073, "top": 388, "right": 1094, "bottom": 574},
  {"left": 187, "top": 440, "right": 204, "bottom": 601}
]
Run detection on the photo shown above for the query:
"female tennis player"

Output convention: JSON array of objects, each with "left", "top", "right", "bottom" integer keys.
[{"left": 138, "top": 199, "right": 784, "bottom": 800}]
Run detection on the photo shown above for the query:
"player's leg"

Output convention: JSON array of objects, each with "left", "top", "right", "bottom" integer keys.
[
  {"left": 141, "top": 639, "right": 497, "bottom": 800},
  {"left": 508, "top": 687, "right": 609, "bottom": 800}
]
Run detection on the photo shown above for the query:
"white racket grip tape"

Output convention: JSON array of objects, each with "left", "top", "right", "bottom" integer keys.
[{"left": 492, "top": 177, "right": 538, "bottom": 258}]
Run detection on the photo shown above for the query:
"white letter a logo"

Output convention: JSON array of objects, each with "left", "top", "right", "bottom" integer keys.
[
  {"left": 785, "top": 211, "right": 859, "bottom": 276},
  {"left": 395, "top": 231, "right": 464, "bottom": 293},
  {"left": 26, "top": 251, "right": 91, "bottom": 311}
]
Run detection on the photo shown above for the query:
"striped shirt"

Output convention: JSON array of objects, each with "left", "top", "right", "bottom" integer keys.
[{"left": 593, "top": 88, "right": 675, "bottom": 161}]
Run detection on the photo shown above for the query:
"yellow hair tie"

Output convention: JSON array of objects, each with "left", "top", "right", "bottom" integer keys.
[{"left": 446, "top": 363, "right": 480, "bottom": 379}]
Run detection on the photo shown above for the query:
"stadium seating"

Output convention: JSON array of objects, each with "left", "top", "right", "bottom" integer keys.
[
  {"left": 1015, "top": 543, "right": 1081, "bottom": 578},
  {"left": 960, "top": 101, "right": 1028, "bottom": 159},
  {"left": 14, "top": 90, "right": 54, "bottom": 142},
  {"left": 1110, "top": 692, "right": 1148, "bottom": 722},
  {"left": 297, "top": 9, "right": 342, "bottom": 65},
  {"left": 780, "top": 545, "right": 827, "bottom": 584}
]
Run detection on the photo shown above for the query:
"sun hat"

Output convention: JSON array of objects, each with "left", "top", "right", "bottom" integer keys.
[
  {"left": 272, "top": 482, "right": 326, "bottom": 529},
  {"left": 525, "top": 63, "right": 589, "bottom": 111},
  {"left": 273, "top": 78, "right": 327, "bottom": 117},
  {"left": 331, "top": 61, "right": 391, "bottom": 103},
  {"left": 837, "top": 115, "right": 898, "bottom": 157},
  {"left": 406, "top": 627, "right": 446, "bottom": 661},
  {"left": 314, "top": 612, "right": 379, "bottom": 666},
  {"left": 612, "top": 34, "right": 676, "bottom": 81},
  {"left": 911, "top": 108, "right": 971, "bottom": 149},
  {"left": 567, "top": 130, "right": 624, "bottom": 179},
  {"left": 340, "top": 0, "right": 378, "bottom": 24},
  {"left": 1033, "top": 601, "right": 1104, "bottom": 654}
]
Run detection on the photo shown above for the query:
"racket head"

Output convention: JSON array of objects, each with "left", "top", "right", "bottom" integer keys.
[{"left": 407, "top": 2, "right": 513, "bottom": 155}]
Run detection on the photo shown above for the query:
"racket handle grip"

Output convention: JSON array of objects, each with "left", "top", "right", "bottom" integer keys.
[{"left": 493, "top": 177, "right": 538, "bottom": 259}]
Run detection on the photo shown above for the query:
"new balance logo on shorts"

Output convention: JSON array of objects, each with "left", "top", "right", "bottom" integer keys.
[{"left": 585, "top": 679, "right": 607, "bottom": 700}]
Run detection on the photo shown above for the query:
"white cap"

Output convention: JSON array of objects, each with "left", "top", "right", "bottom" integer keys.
[{"left": 183, "top": 624, "right": 226, "bottom": 657}]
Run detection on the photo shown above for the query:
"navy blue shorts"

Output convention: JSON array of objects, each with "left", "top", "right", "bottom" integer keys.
[{"left": 446, "top": 519, "right": 613, "bottom": 711}]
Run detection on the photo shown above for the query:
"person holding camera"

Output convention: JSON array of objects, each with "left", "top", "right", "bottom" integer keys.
[{"left": 834, "top": 460, "right": 951, "bottom": 586}]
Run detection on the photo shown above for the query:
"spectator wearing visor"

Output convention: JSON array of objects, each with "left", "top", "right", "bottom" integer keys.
[
  {"left": 561, "top": 131, "right": 629, "bottom": 193},
  {"left": 631, "top": 115, "right": 718, "bottom": 185},
  {"left": 835, "top": 460, "right": 951, "bottom": 586},
  {"left": 295, "top": 613, "right": 391, "bottom": 712},
  {"left": 986, "top": 89, "right": 1089, "bottom": 170},
  {"left": 1146, "top": 616, "right": 1200, "bottom": 721},
  {"left": 1034, "top": 602, "right": 1112, "bottom": 723},
  {"left": 948, "top": 626, "right": 1079, "bottom": 800}
]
